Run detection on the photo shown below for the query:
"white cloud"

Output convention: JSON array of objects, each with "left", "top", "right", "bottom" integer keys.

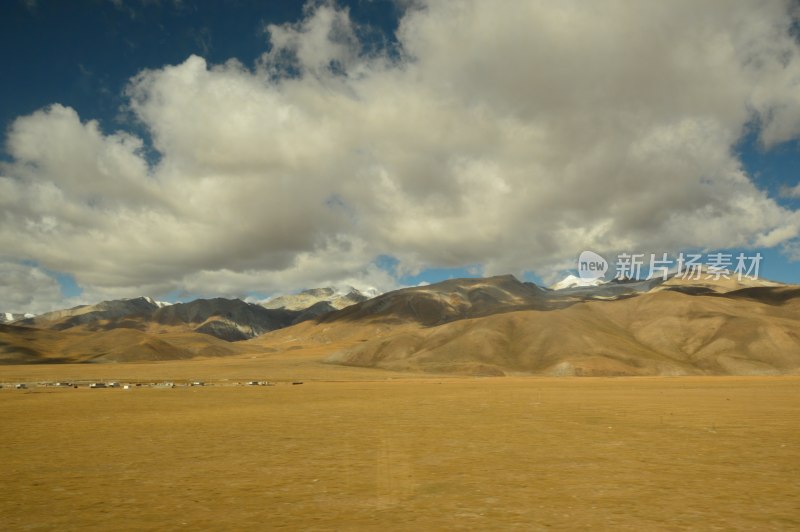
[
  {"left": 2, "top": 0, "right": 800, "bottom": 311},
  {"left": 0, "top": 262, "right": 81, "bottom": 315},
  {"left": 782, "top": 182, "right": 800, "bottom": 199},
  {"left": 262, "top": 2, "right": 360, "bottom": 78},
  {"left": 784, "top": 240, "right": 800, "bottom": 262}
]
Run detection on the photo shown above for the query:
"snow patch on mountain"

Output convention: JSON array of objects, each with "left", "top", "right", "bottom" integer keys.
[
  {"left": 551, "top": 274, "right": 607, "bottom": 290},
  {"left": 0, "top": 312, "right": 35, "bottom": 324},
  {"left": 359, "top": 287, "right": 381, "bottom": 299},
  {"left": 143, "top": 296, "right": 172, "bottom": 308},
  {"left": 261, "top": 286, "right": 380, "bottom": 311}
]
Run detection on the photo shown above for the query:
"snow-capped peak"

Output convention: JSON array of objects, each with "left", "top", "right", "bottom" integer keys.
[
  {"left": 332, "top": 285, "right": 356, "bottom": 297},
  {"left": 360, "top": 287, "right": 381, "bottom": 298},
  {"left": 551, "top": 274, "right": 607, "bottom": 290},
  {"left": 330, "top": 285, "right": 381, "bottom": 298},
  {"left": 143, "top": 296, "right": 172, "bottom": 308},
  {"left": 261, "top": 285, "right": 381, "bottom": 311}
]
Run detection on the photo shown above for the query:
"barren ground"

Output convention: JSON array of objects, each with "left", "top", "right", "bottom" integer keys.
[{"left": 1, "top": 358, "right": 798, "bottom": 530}]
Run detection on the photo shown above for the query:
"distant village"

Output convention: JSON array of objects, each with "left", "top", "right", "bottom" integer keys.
[{"left": 1, "top": 380, "right": 305, "bottom": 390}]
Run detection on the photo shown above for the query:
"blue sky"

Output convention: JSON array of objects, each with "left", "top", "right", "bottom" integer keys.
[
  {"left": 0, "top": 0, "right": 401, "bottom": 162},
  {"left": 1, "top": 0, "right": 799, "bottom": 312}
]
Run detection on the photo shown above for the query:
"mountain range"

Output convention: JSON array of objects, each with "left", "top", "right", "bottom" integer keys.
[
  {"left": 260, "top": 286, "right": 380, "bottom": 311},
  {"left": 250, "top": 274, "right": 800, "bottom": 376},
  {"left": 2, "top": 275, "right": 798, "bottom": 375},
  {"left": 9, "top": 287, "right": 378, "bottom": 342}
]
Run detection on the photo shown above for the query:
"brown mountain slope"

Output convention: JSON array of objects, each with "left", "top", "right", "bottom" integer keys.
[
  {"left": 18, "top": 297, "right": 306, "bottom": 341},
  {"left": 321, "top": 289, "right": 800, "bottom": 376},
  {"left": 245, "top": 275, "right": 551, "bottom": 354},
  {"left": 715, "top": 285, "right": 800, "bottom": 306},
  {"left": 0, "top": 324, "right": 242, "bottom": 364},
  {"left": 656, "top": 273, "right": 784, "bottom": 294},
  {"left": 246, "top": 275, "right": 800, "bottom": 377},
  {"left": 321, "top": 275, "right": 548, "bottom": 326}
]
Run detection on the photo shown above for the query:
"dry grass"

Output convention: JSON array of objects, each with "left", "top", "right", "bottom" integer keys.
[
  {"left": 0, "top": 349, "right": 428, "bottom": 384},
  {"left": 1, "top": 370, "right": 799, "bottom": 530}
]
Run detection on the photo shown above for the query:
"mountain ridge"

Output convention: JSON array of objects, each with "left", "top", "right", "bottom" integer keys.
[
  {"left": 261, "top": 286, "right": 379, "bottom": 311},
  {"left": 13, "top": 290, "right": 377, "bottom": 342},
  {"left": 250, "top": 274, "right": 800, "bottom": 376},
  {"left": 3, "top": 274, "right": 798, "bottom": 373}
]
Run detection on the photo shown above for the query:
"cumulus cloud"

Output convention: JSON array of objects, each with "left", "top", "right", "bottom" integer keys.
[
  {"left": 0, "top": 262, "right": 81, "bottom": 314},
  {"left": 2, "top": 0, "right": 800, "bottom": 311}
]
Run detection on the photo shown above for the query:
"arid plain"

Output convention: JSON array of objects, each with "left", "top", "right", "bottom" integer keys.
[
  {"left": 3, "top": 274, "right": 800, "bottom": 529},
  {"left": 2, "top": 352, "right": 799, "bottom": 530}
]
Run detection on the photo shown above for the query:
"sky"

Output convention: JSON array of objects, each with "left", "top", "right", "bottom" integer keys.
[{"left": 1, "top": 0, "right": 800, "bottom": 314}]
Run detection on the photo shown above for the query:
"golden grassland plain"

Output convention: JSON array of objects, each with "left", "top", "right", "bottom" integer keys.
[{"left": 1, "top": 357, "right": 799, "bottom": 530}]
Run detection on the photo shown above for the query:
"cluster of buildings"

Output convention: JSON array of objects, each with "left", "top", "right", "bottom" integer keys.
[{"left": 2, "top": 379, "right": 286, "bottom": 389}]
